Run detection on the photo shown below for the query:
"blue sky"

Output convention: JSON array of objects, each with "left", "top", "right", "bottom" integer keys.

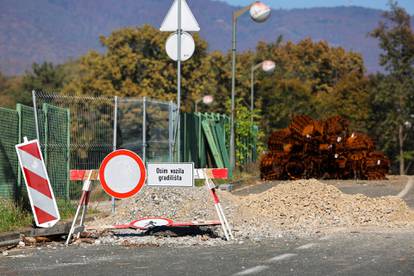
[{"left": 221, "top": 0, "right": 414, "bottom": 13}]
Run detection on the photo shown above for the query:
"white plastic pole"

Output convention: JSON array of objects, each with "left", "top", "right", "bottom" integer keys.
[{"left": 217, "top": 202, "right": 234, "bottom": 239}]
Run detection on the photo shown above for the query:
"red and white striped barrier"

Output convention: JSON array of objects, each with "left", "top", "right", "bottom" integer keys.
[
  {"left": 66, "top": 170, "right": 95, "bottom": 245},
  {"left": 194, "top": 168, "right": 228, "bottom": 180},
  {"left": 68, "top": 167, "right": 234, "bottom": 240},
  {"left": 113, "top": 218, "right": 221, "bottom": 230},
  {"left": 196, "top": 168, "right": 234, "bottom": 240},
  {"left": 15, "top": 138, "right": 60, "bottom": 228}
]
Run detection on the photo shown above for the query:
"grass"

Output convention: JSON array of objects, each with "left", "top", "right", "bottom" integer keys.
[
  {"left": 0, "top": 199, "right": 81, "bottom": 233},
  {"left": 56, "top": 199, "right": 77, "bottom": 220},
  {"left": 0, "top": 200, "right": 32, "bottom": 232}
]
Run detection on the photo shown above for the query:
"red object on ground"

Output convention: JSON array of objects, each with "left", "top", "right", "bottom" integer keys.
[{"left": 113, "top": 218, "right": 221, "bottom": 230}]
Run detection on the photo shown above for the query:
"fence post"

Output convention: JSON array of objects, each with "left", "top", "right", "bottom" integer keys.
[
  {"left": 198, "top": 113, "right": 202, "bottom": 167},
  {"left": 32, "top": 90, "right": 40, "bottom": 141},
  {"left": 168, "top": 101, "right": 173, "bottom": 162},
  {"left": 112, "top": 96, "right": 118, "bottom": 214},
  {"left": 66, "top": 108, "right": 71, "bottom": 200},
  {"left": 16, "top": 104, "right": 22, "bottom": 199},
  {"left": 43, "top": 104, "right": 48, "bottom": 166},
  {"left": 142, "top": 97, "right": 147, "bottom": 164}
]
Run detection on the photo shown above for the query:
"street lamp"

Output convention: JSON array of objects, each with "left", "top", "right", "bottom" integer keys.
[
  {"left": 249, "top": 60, "right": 275, "bottom": 162},
  {"left": 230, "top": 1, "right": 271, "bottom": 175},
  {"left": 250, "top": 60, "right": 275, "bottom": 125},
  {"left": 195, "top": 95, "right": 214, "bottom": 112}
]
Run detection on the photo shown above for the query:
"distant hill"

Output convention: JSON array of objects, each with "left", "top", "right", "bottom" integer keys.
[{"left": 0, "top": 0, "right": 407, "bottom": 75}]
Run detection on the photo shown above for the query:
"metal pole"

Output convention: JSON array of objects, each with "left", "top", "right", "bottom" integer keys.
[
  {"left": 250, "top": 65, "right": 255, "bottom": 128},
  {"left": 177, "top": 0, "right": 182, "bottom": 162},
  {"left": 66, "top": 109, "right": 71, "bottom": 201},
  {"left": 195, "top": 99, "right": 202, "bottom": 113},
  {"left": 111, "top": 96, "right": 118, "bottom": 214},
  {"left": 250, "top": 66, "right": 254, "bottom": 163},
  {"left": 230, "top": 15, "right": 237, "bottom": 176},
  {"left": 142, "top": 97, "right": 147, "bottom": 164},
  {"left": 168, "top": 101, "right": 173, "bottom": 162},
  {"left": 32, "top": 90, "right": 40, "bottom": 141}
]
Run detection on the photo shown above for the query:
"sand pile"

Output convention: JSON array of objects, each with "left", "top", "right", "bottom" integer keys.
[{"left": 240, "top": 179, "right": 414, "bottom": 231}]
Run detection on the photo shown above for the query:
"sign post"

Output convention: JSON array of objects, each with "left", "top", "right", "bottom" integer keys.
[{"left": 160, "top": 0, "right": 200, "bottom": 161}]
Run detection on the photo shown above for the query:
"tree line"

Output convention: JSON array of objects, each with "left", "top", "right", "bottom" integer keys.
[{"left": 1, "top": 2, "right": 413, "bottom": 174}]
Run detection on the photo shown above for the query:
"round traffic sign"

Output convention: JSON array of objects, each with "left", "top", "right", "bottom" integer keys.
[
  {"left": 130, "top": 218, "right": 173, "bottom": 230},
  {"left": 99, "top": 149, "right": 146, "bottom": 199},
  {"left": 165, "top": 31, "right": 195, "bottom": 61}
]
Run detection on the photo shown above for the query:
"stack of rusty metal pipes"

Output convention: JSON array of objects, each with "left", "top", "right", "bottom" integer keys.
[{"left": 260, "top": 115, "right": 390, "bottom": 181}]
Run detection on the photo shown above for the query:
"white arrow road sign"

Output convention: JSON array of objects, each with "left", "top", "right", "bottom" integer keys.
[{"left": 160, "top": 0, "right": 200, "bottom": 32}]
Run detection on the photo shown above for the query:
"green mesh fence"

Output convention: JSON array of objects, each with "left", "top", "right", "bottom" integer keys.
[
  {"left": 0, "top": 107, "right": 20, "bottom": 199},
  {"left": 43, "top": 104, "right": 70, "bottom": 199},
  {"left": 34, "top": 92, "right": 115, "bottom": 200},
  {"left": 0, "top": 103, "right": 70, "bottom": 201},
  {"left": 19, "top": 104, "right": 45, "bottom": 144}
]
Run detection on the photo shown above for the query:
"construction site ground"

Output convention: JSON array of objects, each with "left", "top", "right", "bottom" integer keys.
[
  {"left": 234, "top": 175, "right": 414, "bottom": 208},
  {"left": 1, "top": 176, "right": 414, "bottom": 275}
]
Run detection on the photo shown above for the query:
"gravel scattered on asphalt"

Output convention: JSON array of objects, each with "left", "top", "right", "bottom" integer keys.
[{"left": 87, "top": 179, "right": 414, "bottom": 246}]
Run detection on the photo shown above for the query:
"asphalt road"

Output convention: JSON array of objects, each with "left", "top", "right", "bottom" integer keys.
[
  {"left": 1, "top": 231, "right": 413, "bottom": 276},
  {"left": 1, "top": 177, "right": 413, "bottom": 276}
]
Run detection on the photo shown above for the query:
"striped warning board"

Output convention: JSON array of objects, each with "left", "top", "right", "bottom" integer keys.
[
  {"left": 16, "top": 139, "right": 60, "bottom": 228},
  {"left": 194, "top": 168, "right": 228, "bottom": 179}
]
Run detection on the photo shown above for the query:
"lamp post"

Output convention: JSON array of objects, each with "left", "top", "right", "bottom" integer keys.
[
  {"left": 195, "top": 95, "right": 214, "bottom": 113},
  {"left": 250, "top": 60, "right": 275, "bottom": 125},
  {"left": 249, "top": 60, "right": 275, "bottom": 162},
  {"left": 230, "top": 1, "right": 271, "bottom": 176}
]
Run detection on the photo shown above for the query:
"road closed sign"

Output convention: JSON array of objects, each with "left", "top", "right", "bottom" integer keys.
[
  {"left": 99, "top": 149, "right": 146, "bottom": 199},
  {"left": 147, "top": 163, "right": 194, "bottom": 187}
]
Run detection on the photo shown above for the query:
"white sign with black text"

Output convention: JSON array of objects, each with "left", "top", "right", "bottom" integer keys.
[{"left": 147, "top": 163, "right": 194, "bottom": 187}]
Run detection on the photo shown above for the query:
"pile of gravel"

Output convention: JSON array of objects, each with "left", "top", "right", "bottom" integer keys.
[
  {"left": 239, "top": 179, "right": 414, "bottom": 237},
  {"left": 89, "top": 179, "right": 414, "bottom": 245},
  {"left": 91, "top": 186, "right": 231, "bottom": 227}
]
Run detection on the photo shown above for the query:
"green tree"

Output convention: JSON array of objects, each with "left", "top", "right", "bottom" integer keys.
[
  {"left": 370, "top": 1, "right": 414, "bottom": 174},
  {"left": 65, "top": 25, "right": 214, "bottom": 112},
  {"left": 23, "top": 62, "right": 66, "bottom": 93},
  {"left": 254, "top": 38, "right": 368, "bottom": 136},
  {"left": 0, "top": 72, "right": 25, "bottom": 107}
]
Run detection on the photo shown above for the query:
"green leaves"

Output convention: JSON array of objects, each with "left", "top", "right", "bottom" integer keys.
[{"left": 368, "top": 2, "right": 414, "bottom": 173}]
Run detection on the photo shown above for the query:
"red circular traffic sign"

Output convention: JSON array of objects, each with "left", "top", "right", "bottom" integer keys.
[{"left": 99, "top": 149, "right": 146, "bottom": 199}]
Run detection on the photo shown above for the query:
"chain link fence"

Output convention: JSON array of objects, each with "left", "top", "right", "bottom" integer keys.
[
  {"left": 0, "top": 107, "right": 20, "bottom": 199},
  {"left": 0, "top": 103, "right": 68, "bottom": 202},
  {"left": 33, "top": 91, "right": 177, "bottom": 199}
]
